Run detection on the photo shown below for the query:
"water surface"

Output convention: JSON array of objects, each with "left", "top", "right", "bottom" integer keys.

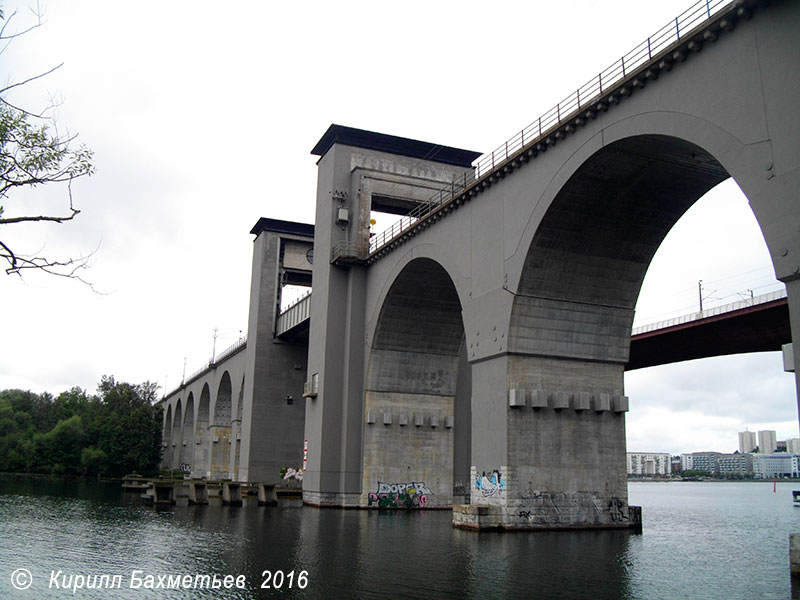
[{"left": 0, "top": 476, "right": 797, "bottom": 599}]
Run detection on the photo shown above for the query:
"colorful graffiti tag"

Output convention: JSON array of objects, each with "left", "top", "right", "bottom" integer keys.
[
  {"left": 474, "top": 470, "right": 505, "bottom": 497},
  {"left": 367, "top": 481, "right": 431, "bottom": 509}
]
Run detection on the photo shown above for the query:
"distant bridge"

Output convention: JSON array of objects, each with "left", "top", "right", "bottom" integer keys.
[{"left": 628, "top": 289, "right": 789, "bottom": 369}]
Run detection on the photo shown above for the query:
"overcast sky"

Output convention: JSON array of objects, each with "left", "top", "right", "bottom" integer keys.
[{"left": 1, "top": 0, "right": 795, "bottom": 455}]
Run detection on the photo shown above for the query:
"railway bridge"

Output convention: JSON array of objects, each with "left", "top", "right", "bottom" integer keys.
[{"left": 161, "top": 0, "right": 800, "bottom": 530}]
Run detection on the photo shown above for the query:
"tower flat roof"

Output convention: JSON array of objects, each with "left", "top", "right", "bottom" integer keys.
[
  {"left": 311, "top": 124, "right": 482, "bottom": 168},
  {"left": 250, "top": 217, "right": 314, "bottom": 238}
]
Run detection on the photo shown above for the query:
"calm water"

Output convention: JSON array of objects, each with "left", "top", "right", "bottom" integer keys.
[{"left": 1, "top": 476, "right": 799, "bottom": 599}]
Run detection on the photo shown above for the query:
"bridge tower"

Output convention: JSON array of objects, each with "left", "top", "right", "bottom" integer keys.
[
  {"left": 237, "top": 218, "right": 314, "bottom": 482},
  {"left": 302, "top": 125, "right": 480, "bottom": 506}
]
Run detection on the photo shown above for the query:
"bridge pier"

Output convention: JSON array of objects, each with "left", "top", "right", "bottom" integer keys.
[{"left": 454, "top": 353, "right": 632, "bottom": 530}]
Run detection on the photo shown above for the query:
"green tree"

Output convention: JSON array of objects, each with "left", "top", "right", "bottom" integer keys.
[
  {"left": 95, "top": 376, "right": 163, "bottom": 477},
  {"left": 80, "top": 446, "right": 107, "bottom": 477},
  {"left": 0, "top": 376, "right": 163, "bottom": 477},
  {"left": 26, "top": 414, "right": 85, "bottom": 475}
]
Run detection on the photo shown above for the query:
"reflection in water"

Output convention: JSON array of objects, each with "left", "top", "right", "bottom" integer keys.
[{"left": 1, "top": 475, "right": 798, "bottom": 599}]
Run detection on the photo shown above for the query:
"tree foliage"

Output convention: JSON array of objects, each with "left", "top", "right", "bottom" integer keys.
[
  {"left": 0, "top": 3, "right": 96, "bottom": 282},
  {"left": 0, "top": 377, "right": 163, "bottom": 478}
]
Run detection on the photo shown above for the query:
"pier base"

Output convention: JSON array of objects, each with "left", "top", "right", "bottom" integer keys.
[{"left": 452, "top": 503, "right": 643, "bottom": 531}]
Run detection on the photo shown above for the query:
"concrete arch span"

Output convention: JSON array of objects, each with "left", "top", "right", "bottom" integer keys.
[
  {"left": 493, "top": 134, "right": 732, "bottom": 529},
  {"left": 171, "top": 400, "right": 182, "bottom": 471},
  {"left": 363, "top": 257, "right": 470, "bottom": 507},
  {"left": 510, "top": 133, "right": 729, "bottom": 363},
  {"left": 180, "top": 393, "right": 195, "bottom": 470},
  {"left": 211, "top": 371, "right": 233, "bottom": 479},
  {"left": 163, "top": 404, "right": 173, "bottom": 470},
  {"left": 230, "top": 375, "right": 244, "bottom": 481},
  {"left": 192, "top": 384, "right": 211, "bottom": 478}
]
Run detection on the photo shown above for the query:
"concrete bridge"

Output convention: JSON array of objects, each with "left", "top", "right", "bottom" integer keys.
[
  {"left": 628, "top": 288, "right": 789, "bottom": 369},
  {"left": 159, "top": 0, "right": 800, "bottom": 530}
]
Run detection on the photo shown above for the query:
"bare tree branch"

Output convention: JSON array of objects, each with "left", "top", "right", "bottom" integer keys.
[
  {"left": 0, "top": 5, "right": 98, "bottom": 291},
  {"left": 1, "top": 240, "right": 108, "bottom": 294},
  {"left": 0, "top": 63, "right": 63, "bottom": 97},
  {"left": 0, "top": 238, "right": 16, "bottom": 269}
]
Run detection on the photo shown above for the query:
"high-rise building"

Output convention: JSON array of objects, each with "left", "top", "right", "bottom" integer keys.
[
  {"left": 739, "top": 431, "right": 757, "bottom": 454},
  {"left": 787, "top": 438, "right": 800, "bottom": 454},
  {"left": 758, "top": 430, "right": 777, "bottom": 453}
]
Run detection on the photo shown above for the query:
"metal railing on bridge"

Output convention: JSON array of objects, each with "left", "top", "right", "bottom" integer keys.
[
  {"left": 163, "top": 336, "right": 248, "bottom": 399},
  {"left": 631, "top": 288, "right": 787, "bottom": 336},
  {"left": 276, "top": 290, "right": 312, "bottom": 337},
  {"left": 367, "top": 0, "right": 737, "bottom": 259}
]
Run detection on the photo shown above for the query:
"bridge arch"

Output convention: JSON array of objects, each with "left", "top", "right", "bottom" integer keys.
[
  {"left": 363, "top": 257, "right": 469, "bottom": 507},
  {"left": 231, "top": 375, "right": 245, "bottom": 481},
  {"left": 180, "top": 393, "right": 195, "bottom": 471},
  {"left": 193, "top": 383, "right": 211, "bottom": 478},
  {"left": 366, "top": 244, "right": 469, "bottom": 333},
  {"left": 211, "top": 371, "right": 233, "bottom": 479},
  {"left": 171, "top": 399, "right": 183, "bottom": 471},
  {"left": 163, "top": 404, "right": 173, "bottom": 469},
  {"left": 499, "top": 125, "right": 778, "bottom": 527},
  {"left": 510, "top": 132, "right": 732, "bottom": 361}
]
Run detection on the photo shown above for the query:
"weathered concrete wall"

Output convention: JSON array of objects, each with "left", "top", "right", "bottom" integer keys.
[
  {"left": 238, "top": 228, "right": 309, "bottom": 483},
  {"left": 362, "top": 391, "right": 453, "bottom": 508}
]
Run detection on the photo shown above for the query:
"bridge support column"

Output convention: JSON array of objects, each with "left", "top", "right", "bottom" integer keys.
[
  {"left": 238, "top": 225, "right": 308, "bottom": 483},
  {"left": 454, "top": 353, "right": 633, "bottom": 530}
]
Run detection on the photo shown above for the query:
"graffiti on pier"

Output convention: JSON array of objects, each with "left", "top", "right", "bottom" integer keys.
[
  {"left": 179, "top": 463, "right": 191, "bottom": 473},
  {"left": 474, "top": 470, "right": 505, "bottom": 497},
  {"left": 280, "top": 466, "right": 304, "bottom": 482},
  {"left": 608, "top": 497, "right": 628, "bottom": 522},
  {"left": 518, "top": 510, "right": 532, "bottom": 520},
  {"left": 367, "top": 481, "right": 431, "bottom": 509}
]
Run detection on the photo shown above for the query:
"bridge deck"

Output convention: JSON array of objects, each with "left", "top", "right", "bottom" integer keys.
[{"left": 627, "top": 289, "right": 789, "bottom": 370}]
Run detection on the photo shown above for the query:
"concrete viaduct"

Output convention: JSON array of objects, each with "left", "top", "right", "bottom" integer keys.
[{"left": 159, "top": 0, "right": 800, "bottom": 530}]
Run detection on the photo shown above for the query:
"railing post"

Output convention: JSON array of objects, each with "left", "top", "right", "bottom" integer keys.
[
  {"left": 538, "top": 116, "right": 542, "bottom": 137},
  {"left": 675, "top": 16, "right": 680, "bottom": 39},
  {"left": 521, "top": 129, "right": 525, "bottom": 148},
  {"left": 706, "top": 0, "right": 711, "bottom": 18},
  {"left": 557, "top": 103, "right": 561, "bottom": 123},
  {"left": 621, "top": 56, "right": 626, "bottom": 77},
  {"left": 647, "top": 37, "right": 652, "bottom": 60},
  {"left": 599, "top": 72, "right": 603, "bottom": 94},
  {"left": 576, "top": 88, "right": 581, "bottom": 109}
]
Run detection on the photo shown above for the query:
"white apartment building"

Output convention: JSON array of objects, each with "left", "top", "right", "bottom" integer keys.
[
  {"left": 627, "top": 452, "right": 671, "bottom": 476},
  {"left": 739, "top": 431, "right": 757, "bottom": 454},
  {"left": 758, "top": 430, "right": 778, "bottom": 453},
  {"left": 787, "top": 438, "right": 800, "bottom": 454},
  {"left": 753, "top": 453, "right": 800, "bottom": 478}
]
